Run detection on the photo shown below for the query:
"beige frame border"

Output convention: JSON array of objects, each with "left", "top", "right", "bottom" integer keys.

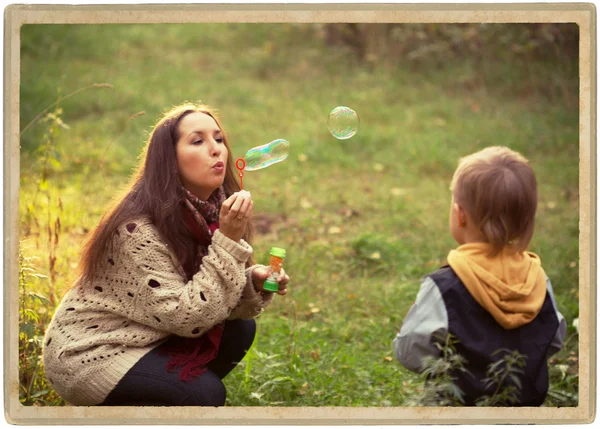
[{"left": 4, "top": 3, "right": 596, "bottom": 425}]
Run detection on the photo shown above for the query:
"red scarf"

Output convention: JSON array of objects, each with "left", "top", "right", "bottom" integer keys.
[{"left": 160, "top": 187, "right": 227, "bottom": 382}]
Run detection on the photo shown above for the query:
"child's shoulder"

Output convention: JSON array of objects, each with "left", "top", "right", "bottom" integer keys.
[
  {"left": 423, "top": 265, "right": 470, "bottom": 298},
  {"left": 425, "top": 264, "right": 459, "bottom": 284}
]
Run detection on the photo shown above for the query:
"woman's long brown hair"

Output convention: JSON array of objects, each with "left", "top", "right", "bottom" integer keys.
[{"left": 77, "top": 103, "right": 253, "bottom": 283}]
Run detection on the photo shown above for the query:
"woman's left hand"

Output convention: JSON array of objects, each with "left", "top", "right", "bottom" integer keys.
[{"left": 251, "top": 265, "right": 289, "bottom": 296}]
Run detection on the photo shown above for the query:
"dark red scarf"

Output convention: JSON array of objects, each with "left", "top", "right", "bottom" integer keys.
[{"left": 160, "top": 186, "right": 227, "bottom": 382}]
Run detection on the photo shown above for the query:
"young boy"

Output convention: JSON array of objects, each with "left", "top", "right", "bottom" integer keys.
[{"left": 394, "top": 146, "right": 567, "bottom": 406}]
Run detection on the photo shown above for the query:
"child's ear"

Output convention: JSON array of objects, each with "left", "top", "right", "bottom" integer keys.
[{"left": 454, "top": 203, "right": 467, "bottom": 227}]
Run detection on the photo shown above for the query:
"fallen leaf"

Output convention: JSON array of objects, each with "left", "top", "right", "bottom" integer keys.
[
  {"left": 365, "top": 53, "right": 378, "bottom": 63},
  {"left": 310, "top": 307, "right": 321, "bottom": 314},
  {"left": 310, "top": 327, "right": 319, "bottom": 333},
  {"left": 391, "top": 188, "right": 407, "bottom": 196},
  {"left": 338, "top": 207, "right": 359, "bottom": 218},
  {"left": 310, "top": 350, "right": 320, "bottom": 361},
  {"left": 298, "top": 154, "right": 308, "bottom": 162},
  {"left": 313, "top": 391, "right": 324, "bottom": 396},
  {"left": 300, "top": 197, "right": 313, "bottom": 209},
  {"left": 383, "top": 356, "right": 393, "bottom": 362},
  {"left": 374, "top": 163, "right": 384, "bottom": 172},
  {"left": 302, "top": 383, "right": 309, "bottom": 388},
  {"left": 569, "top": 261, "right": 577, "bottom": 268},
  {"left": 547, "top": 201, "right": 557, "bottom": 209},
  {"left": 369, "top": 251, "right": 381, "bottom": 260},
  {"left": 328, "top": 226, "right": 341, "bottom": 234},
  {"left": 347, "top": 293, "right": 357, "bottom": 299}
]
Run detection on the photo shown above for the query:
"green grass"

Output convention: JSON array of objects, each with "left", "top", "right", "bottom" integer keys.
[{"left": 19, "top": 23, "right": 579, "bottom": 406}]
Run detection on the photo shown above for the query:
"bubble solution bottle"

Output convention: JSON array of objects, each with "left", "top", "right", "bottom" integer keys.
[{"left": 263, "top": 247, "right": 286, "bottom": 292}]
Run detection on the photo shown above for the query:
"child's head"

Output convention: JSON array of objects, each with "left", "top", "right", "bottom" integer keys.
[{"left": 449, "top": 146, "right": 538, "bottom": 255}]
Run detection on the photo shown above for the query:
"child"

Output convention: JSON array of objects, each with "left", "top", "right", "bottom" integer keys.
[{"left": 393, "top": 146, "right": 566, "bottom": 406}]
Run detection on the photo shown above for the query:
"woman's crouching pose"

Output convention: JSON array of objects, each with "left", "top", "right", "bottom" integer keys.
[{"left": 43, "top": 103, "right": 290, "bottom": 406}]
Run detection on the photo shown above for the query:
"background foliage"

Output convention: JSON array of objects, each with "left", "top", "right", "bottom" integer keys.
[{"left": 19, "top": 23, "right": 579, "bottom": 406}]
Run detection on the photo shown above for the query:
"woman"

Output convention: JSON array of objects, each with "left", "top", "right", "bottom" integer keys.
[{"left": 43, "top": 103, "right": 289, "bottom": 406}]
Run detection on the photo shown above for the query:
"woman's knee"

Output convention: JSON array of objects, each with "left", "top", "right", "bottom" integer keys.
[
  {"left": 182, "top": 373, "right": 226, "bottom": 406},
  {"left": 224, "top": 318, "right": 256, "bottom": 351},
  {"left": 240, "top": 318, "right": 257, "bottom": 348}
]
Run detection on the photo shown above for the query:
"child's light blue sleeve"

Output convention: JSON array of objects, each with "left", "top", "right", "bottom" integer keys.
[
  {"left": 393, "top": 276, "right": 449, "bottom": 373},
  {"left": 545, "top": 277, "right": 567, "bottom": 358}
]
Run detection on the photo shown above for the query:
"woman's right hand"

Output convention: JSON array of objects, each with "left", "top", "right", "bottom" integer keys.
[{"left": 219, "top": 190, "right": 253, "bottom": 242}]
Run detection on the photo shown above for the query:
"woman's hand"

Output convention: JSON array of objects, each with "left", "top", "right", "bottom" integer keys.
[
  {"left": 219, "top": 190, "right": 253, "bottom": 242},
  {"left": 251, "top": 265, "right": 289, "bottom": 296}
]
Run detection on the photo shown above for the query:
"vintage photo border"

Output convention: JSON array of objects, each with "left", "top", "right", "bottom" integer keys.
[{"left": 4, "top": 2, "right": 596, "bottom": 424}]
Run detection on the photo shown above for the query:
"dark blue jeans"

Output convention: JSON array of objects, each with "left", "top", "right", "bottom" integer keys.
[{"left": 100, "top": 319, "right": 256, "bottom": 406}]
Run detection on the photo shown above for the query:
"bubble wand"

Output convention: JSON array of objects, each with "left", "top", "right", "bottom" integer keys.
[{"left": 235, "top": 158, "right": 246, "bottom": 190}]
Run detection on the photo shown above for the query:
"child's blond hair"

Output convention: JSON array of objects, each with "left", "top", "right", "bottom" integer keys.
[{"left": 450, "top": 146, "right": 538, "bottom": 255}]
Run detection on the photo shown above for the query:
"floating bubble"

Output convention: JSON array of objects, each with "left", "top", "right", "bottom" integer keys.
[
  {"left": 243, "top": 139, "right": 290, "bottom": 171},
  {"left": 328, "top": 106, "right": 359, "bottom": 140}
]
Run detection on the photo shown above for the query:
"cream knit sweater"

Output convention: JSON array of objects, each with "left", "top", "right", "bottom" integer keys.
[{"left": 42, "top": 218, "right": 273, "bottom": 406}]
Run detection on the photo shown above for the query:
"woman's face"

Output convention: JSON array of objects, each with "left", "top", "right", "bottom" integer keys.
[{"left": 175, "top": 112, "right": 229, "bottom": 200}]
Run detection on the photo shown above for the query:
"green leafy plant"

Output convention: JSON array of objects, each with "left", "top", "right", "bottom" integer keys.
[
  {"left": 406, "top": 334, "right": 470, "bottom": 406},
  {"left": 476, "top": 349, "right": 527, "bottom": 406},
  {"left": 546, "top": 323, "right": 579, "bottom": 407},
  {"left": 409, "top": 335, "right": 529, "bottom": 407},
  {"left": 18, "top": 244, "right": 63, "bottom": 405}
]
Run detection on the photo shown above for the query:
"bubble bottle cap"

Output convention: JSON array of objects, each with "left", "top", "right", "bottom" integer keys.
[{"left": 269, "top": 247, "right": 286, "bottom": 258}]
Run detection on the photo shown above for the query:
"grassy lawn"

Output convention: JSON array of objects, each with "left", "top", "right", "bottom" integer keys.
[{"left": 19, "top": 23, "right": 579, "bottom": 406}]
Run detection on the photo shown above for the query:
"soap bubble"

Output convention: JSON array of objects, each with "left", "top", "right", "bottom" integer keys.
[
  {"left": 328, "top": 106, "right": 359, "bottom": 140},
  {"left": 243, "top": 139, "right": 290, "bottom": 171}
]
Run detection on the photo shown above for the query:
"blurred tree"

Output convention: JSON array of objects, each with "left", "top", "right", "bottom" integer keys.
[{"left": 320, "top": 23, "right": 578, "bottom": 64}]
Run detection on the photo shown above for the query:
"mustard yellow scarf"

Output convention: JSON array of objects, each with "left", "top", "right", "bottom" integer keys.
[{"left": 447, "top": 243, "right": 547, "bottom": 329}]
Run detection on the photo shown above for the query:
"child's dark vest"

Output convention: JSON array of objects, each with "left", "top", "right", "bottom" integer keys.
[{"left": 428, "top": 266, "right": 559, "bottom": 406}]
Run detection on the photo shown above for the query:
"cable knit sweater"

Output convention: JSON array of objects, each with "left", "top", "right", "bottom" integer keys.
[{"left": 42, "top": 218, "right": 273, "bottom": 406}]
